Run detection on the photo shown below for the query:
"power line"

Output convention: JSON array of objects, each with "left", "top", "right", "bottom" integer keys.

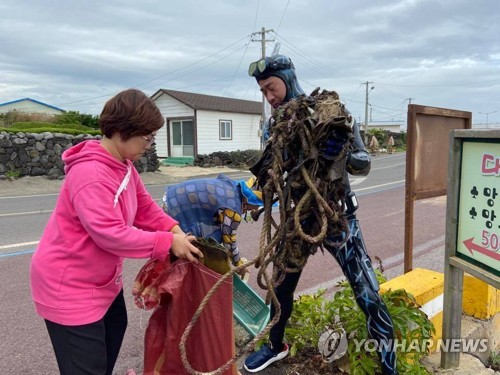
[
  {"left": 59, "top": 34, "right": 251, "bottom": 107},
  {"left": 276, "top": 0, "right": 291, "bottom": 33}
]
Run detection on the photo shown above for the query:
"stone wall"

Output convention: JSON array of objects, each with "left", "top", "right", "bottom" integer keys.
[{"left": 0, "top": 131, "right": 159, "bottom": 180}]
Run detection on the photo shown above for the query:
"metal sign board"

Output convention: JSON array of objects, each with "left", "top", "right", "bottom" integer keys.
[
  {"left": 404, "top": 105, "right": 472, "bottom": 272},
  {"left": 407, "top": 105, "right": 472, "bottom": 200},
  {"left": 441, "top": 129, "right": 499, "bottom": 369}
]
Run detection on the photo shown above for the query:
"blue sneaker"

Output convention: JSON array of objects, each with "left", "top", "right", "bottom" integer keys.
[{"left": 243, "top": 343, "right": 289, "bottom": 372}]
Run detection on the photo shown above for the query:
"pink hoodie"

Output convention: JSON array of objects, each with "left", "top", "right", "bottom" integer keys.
[{"left": 30, "top": 140, "right": 177, "bottom": 325}]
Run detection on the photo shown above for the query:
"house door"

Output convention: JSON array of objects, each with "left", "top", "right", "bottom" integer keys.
[{"left": 171, "top": 120, "right": 194, "bottom": 157}]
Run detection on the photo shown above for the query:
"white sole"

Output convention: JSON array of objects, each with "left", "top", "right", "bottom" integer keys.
[{"left": 243, "top": 349, "right": 289, "bottom": 373}]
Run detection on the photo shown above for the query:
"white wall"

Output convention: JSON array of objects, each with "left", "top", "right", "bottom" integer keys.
[
  {"left": 196, "top": 110, "right": 261, "bottom": 154},
  {"left": 153, "top": 92, "right": 261, "bottom": 157},
  {"left": 367, "top": 124, "right": 402, "bottom": 133},
  {"left": 0, "top": 100, "right": 63, "bottom": 115},
  {"left": 154, "top": 94, "right": 194, "bottom": 158}
]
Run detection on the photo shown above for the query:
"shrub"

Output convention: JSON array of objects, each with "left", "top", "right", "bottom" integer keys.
[
  {"left": 0, "top": 122, "right": 101, "bottom": 136},
  {"left": 283, "top": 270, "right": 435, "bottom": 374}
]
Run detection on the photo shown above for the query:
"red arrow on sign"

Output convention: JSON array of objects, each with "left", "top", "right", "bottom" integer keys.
[{"left": 463, "top": 238, "right": 500, "bottom": 261}]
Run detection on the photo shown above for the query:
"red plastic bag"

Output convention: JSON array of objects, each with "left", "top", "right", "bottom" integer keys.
[{"left": 135, "top": 259, "right": 236, "bottom": 375}]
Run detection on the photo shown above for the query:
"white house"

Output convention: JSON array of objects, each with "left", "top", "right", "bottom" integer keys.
[
  {"left": 0, "top": 98, "right": 65, "bottom": 115},
  {"left": 361, "top": 121, "right": 403, "bottom": 133},
  {"left": 151, "top": 89, "right": 262, "bottom": 158}
]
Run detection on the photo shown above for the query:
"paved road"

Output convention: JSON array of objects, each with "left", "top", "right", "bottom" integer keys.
[{"left": 0, "top": 153, "right": 448, "bottom": 374}]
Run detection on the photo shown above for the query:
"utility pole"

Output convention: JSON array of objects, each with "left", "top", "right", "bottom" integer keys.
[
  {"left": 406, "top": 97, "right": 415, "bottom": 105},
  {"left": 363, "top": 81, "right": 374, "bottom": 144},
  {"left": 479, "top": 110, "right": 497, "bottom": 128},
  {"left": 251, "top": 27, "right": 275, "bottom": 150}
]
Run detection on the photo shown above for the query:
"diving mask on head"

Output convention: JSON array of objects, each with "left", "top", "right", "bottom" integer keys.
[{"left": 248, "top": 55, "right": 294, "bottom": 77}]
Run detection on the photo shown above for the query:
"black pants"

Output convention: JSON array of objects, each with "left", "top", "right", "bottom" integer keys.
[{"left": 45, "top": 289, "right": 128, "bottom": 375}]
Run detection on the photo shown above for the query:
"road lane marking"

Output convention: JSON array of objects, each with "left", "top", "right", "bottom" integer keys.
[
  {"left": 349, "top": 177, "right": 366, "bottom": 186},
  {"left": 0, "top": 241, "right": 39, "bottom": 258},
  {"left": 0, "top": 241, "right": 39, "bottom": 250},
  {"left": 0, "top": 193, "right": 58, "bottom": 200},
  {"left": 371, "top": 162, "right": 406, "bottom": 170},
  {"left": 355, "top": 179, "right": 405, "bottom": 192},
  {"left": 0, "top": 249, "right": 35, "bottom": 258},
  {"left": 0, "top": 210, "right": 53, "bottom": 218}
]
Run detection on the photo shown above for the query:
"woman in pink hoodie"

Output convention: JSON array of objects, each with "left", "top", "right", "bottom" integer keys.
[{"left": 30, "top": 89, "right": 203, "bottom": 375}]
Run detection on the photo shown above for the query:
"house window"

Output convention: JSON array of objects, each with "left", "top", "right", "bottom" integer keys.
[{"left": 219, "top": 120, "right": 232, "bottom": 140}]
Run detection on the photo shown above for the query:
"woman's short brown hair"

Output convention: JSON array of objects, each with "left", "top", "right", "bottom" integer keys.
[{"left": 99, "top": 89, "right": 164, "bottom": 141}]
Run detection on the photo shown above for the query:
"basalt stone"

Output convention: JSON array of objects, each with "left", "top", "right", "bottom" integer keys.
[
  {"left": 30, "top": 167, "right": 46, "bottom": 176},
  {"left": 54, "top": 158, "right": 64, "bottom": 168},
  {"left": 0, "top": 139, "right": 12, "bottom": 147},
  {"left": 18, "top": 149, "right": 30, "bottom": 163},
  {"left": 4, "top": 132, "right": 155, "bottom": 178},
  {"left": 47, "top": 166, "right": 63, "bottom": 180},
  {"left": 53, "top": 143, "right": 63, "bottom": 155},
  {"left": 29, "top": 149, "right": 40, "bottom": 158},
  {"left": 35, "top": 142, "right": 46, "bottom": 152},
  {"left": 13, "top": 138, "right": 28, "bottom": 146}
]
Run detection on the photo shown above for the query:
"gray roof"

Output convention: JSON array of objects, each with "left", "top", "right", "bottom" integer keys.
[{"left": 152, "top": 89, "right": 262, "bottom": 115}]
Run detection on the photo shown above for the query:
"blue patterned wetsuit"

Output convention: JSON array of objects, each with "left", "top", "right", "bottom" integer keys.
[{"left": 162, "top": 174, "right": 244, "bottom": 266}]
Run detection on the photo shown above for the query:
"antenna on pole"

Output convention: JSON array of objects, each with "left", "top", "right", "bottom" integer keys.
[
  {"left": 272, "top": 42, "right": 281, "bottom": 55},
  {"left": 363, "top": 81, "right": 374, "bottom": 144}
]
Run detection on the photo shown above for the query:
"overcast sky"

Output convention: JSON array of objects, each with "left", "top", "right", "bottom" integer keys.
[{"left": 1, "top": 0, "right": 499, "bottom": 127}]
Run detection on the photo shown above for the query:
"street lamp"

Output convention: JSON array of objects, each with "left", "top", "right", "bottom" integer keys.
[{"left": 478, "top": 111, "right": 497, "bottom": 128}]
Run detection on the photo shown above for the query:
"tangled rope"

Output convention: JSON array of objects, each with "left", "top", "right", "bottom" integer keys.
[
  {"left": 179, "top": 88, "right": 355, "bottom": 375},
  {"left": 252, "top": 88, "right": 355, "bottom": 294}
]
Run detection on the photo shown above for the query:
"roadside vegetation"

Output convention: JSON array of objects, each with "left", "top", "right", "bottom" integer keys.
[
  {"left": 255, "top": 270, "right": 434, "bottom": 374},
  {"left": 0, "top": 111, "right": 100, "bottom": 135}
]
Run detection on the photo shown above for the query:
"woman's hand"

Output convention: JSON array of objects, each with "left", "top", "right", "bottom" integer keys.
[{"left": 170, "top": 233, "right": 204, "bottom": 263}]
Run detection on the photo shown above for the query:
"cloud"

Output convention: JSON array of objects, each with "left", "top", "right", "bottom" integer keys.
[{"left": 0, "top": 0, "right": 499, "bottom": 126}]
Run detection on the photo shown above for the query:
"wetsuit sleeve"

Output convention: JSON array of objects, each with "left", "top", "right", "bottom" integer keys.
[{"left": 218, "top": 208, "right": 242, "bottom": 265}]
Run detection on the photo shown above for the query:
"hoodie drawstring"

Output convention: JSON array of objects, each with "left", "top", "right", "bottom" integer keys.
[{"left": 114, "top": 165, "right": 131, "bottom": 208}]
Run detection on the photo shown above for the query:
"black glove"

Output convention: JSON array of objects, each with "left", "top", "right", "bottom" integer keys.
[{"left": 320, "top": 133, "right": 348, "bottom": 160}]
